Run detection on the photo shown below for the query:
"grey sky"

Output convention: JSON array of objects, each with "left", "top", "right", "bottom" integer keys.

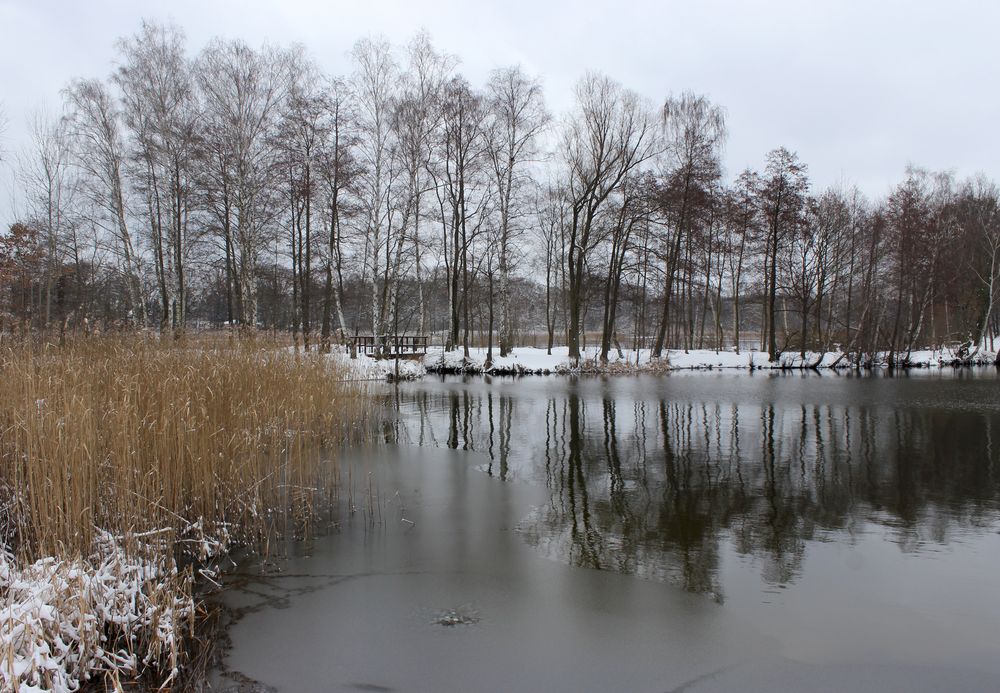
[{"left": 2, "top": 0, "right": 998, "bottom": 225}]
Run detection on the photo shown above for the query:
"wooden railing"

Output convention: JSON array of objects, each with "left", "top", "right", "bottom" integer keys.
[{"left": 349, "top": 334, "right": 429, "bottom": 359}]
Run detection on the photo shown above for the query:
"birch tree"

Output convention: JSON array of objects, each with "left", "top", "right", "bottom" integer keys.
[
  {"left": 63, "top": 79, "right": 147, "bottom": 325},
  {"left": 394, "top": 32, "right": 454, "bottom": 337},
  {"left": 279, "top": 49, "right": 329, "bottom": 349},
  {"left": 197, "top": 39, "right": 289, "bottom": 330},
  {"left": 437, "top": 76, "right": 490, "bottom": 353},
  {"left": 318, "top": 77, "right": 357, "bottom": 350},
  {"left": 115, "top": 20, "right": 200, "bottom": 335},
  {"left": 351, "top": 37, "right": 402, "bottom": 342},
  {"left": 484, "top": 66, "right": 549, "bottom": 356}
]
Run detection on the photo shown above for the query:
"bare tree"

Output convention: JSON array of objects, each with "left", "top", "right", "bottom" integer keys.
[
  {"left": 723, "top": 170, "right": 757, "bottom": 353},
  {"left": 394, "top": 32, "right": 455, "bottom": 339},
  {"left": 0, "top": 103, "right": 8, "bottom": 163},
  {"left": 757, "top": 147, "right": 808, "bottom": 361},
  {"left": 598, "top": 172, "right": 650, "bottom": 361},
  {"left": 436, "top": 76, "right": 491, "bottom": 354},
  {"left": 278, "top": 48, "right": 331, "bottom": 349},
  {"left": 650, "top": 92, "right": 726, "bottom": 358},
  {"left": 18, "top": 111, "right": 77, "bottom": 328},
  {"left": 484, "top": 65, "right": 549, "bottom": 356},
  {"left": 534, "top": 186, "right": 566, "bottom": 354},
  {"left": 318, "top": 77, "right": 357, "bottom": 350},
  {"left": 197, "top": 39, "right": 289, "bottom": 331},
  {"left": 955, "top": 176, "right": 1000, "bottom": 355},
  {"left": 883, "top": 167, "right": 950, "bottom": 362},
  {"left": 115, "top": 20, "right": 201, "bottom": 335},
  {"left": 64, "top": 78, "right": 147, "bottom": 325},
  {"left": 810, "top": 187, "right": 852, "bottom": 354},
  {"left": 6, "top": 21, "right": 1000, "bottom": 356},
  {"left": 562, "top": 73, "right": 657, "bottom": 362},
  {"left": 783, "top": 196, "right": 821, "bottom": 358},
  {"left": 351, "top": 37, "right": 402, "bottom": 343}
]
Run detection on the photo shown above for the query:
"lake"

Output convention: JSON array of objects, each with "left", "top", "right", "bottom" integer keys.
[{"left": 214, "top": 370, "right": 1000, "bottom": 692}]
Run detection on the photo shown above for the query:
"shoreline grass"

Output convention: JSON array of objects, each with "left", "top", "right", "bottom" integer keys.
[{"left": 0, "top": 333, "right": 371, "bottom": 690}]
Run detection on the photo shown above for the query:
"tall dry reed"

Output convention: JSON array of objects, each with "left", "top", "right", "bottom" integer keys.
[{"left": 0, "top": 334, "right": 372, "bottom": 688}]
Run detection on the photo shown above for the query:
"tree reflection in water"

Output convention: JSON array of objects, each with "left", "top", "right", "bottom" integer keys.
[{"left": 389, "top": 374, "right": 1000, "bottom": 601}]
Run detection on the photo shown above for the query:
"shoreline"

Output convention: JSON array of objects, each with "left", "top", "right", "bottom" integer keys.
[{"left": 333, "top": 346, "right": 1000, "bottom": 380}]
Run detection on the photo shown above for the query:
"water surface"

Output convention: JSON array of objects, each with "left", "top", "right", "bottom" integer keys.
[{"left": 218, "top": 370, "right": 1000, "bottom": 692}]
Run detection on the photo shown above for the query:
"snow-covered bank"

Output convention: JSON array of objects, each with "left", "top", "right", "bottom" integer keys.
[
  {"left": 326, "top": 348, "right": 428, "bottom": 380},
  {"left": 318, "top": 343, "right": 998, "bottom": 380},
  {"left": 417, "top": 345, "right": 999, "bottom": 375}
]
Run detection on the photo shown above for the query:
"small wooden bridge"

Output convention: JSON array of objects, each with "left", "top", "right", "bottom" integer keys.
[{"left": 349, "top": 334, "right": 429, "bottom": 360}]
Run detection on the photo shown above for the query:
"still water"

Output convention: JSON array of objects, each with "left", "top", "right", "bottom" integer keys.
[{"left": 217, "top": 371, "right": 1000, "bottom": 692}]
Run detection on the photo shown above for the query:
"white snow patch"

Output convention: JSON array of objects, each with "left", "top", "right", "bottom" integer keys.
[
  {"left": 279, "top": 345, "right": 427, "bottom": 381},
  {"left": 0, "top": 531, "right": 200, "bottom": 692},
  {"left": 420, "top": 345, "right": 999, "bottom": 374},
  {"left": 326, "top": 349, "right": 427, "bottom": 380},
  {"left": 282, "top": 343, "right": 997, "bottom": 379}
]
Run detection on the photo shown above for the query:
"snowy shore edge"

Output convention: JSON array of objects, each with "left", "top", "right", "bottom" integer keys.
[{"left": 331, "top": 345, "right": 999, "bottom": 380}]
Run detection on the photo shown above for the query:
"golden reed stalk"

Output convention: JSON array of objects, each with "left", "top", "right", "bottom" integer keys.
[
  {"left": 0, "top": 333, "right": 372, "bottom": 687},
  {"left": 0, "top": 333, "right": 370, "bottom": 560}
]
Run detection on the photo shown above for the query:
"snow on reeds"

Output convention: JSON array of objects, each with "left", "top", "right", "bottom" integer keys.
[
  {"left": 0, "top": 533, "right": 191, "bottom": 692},
  {"left": 0, "top": 334, "right": 370, "bottom": 690}
]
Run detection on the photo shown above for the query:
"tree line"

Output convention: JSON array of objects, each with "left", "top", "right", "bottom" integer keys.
[{"left": 3, "top": 21, "right": 999, "bottom": 364}]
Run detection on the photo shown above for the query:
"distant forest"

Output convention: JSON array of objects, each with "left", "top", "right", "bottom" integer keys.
[{"left": 3, "top": 21, "right": 999, "bottom": 363}]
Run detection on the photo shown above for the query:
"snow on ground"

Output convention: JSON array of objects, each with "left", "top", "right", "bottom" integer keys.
[
  {"left": 421, "top": 345, "right": 812, "bottom": 374},
  {"left": 418, "top": 345, "right": 998, "bottom": 375},
  {"left": 298, "top": 342, "right": 997, "bottom": 380},
  {"left": 325, "top": 348, "right": 427, "bottom": 380}
]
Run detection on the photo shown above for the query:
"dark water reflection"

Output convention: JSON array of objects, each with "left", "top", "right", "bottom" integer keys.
[
  {"left": 216, "top": 370, "right": 1000, "bottom": 691},
  {"left": 390, "top": 371, "right": 1000, "bottom": 601}
]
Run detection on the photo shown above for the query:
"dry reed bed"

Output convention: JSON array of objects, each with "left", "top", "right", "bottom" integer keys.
[{"left": 0, "top": 335, "right": 370, "bottom": 691}]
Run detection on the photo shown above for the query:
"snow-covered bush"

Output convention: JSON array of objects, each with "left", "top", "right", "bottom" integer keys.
[{"left": 1, "top": 533, "right": 193, "bottom": 692}]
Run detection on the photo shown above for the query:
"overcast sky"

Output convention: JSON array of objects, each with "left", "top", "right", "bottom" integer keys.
[{"left": 2, "top": 0, "right": 998, "bottom": 225}]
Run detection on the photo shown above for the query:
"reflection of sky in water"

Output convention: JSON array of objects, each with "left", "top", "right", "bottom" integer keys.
[
  {"left": 391, "top": 372, "right": 1000, "bottom": 601},
  {"left": 217, "top": 371, "right": 1000, "bottom": 692}
]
